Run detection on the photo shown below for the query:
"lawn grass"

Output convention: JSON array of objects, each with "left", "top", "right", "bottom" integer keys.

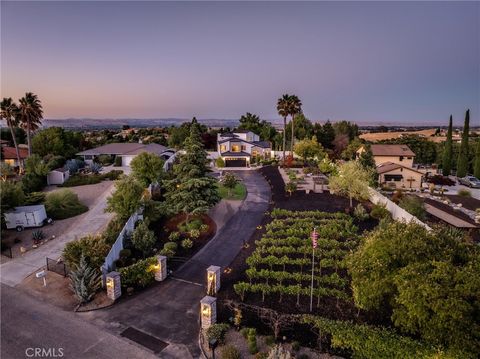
[{"left": 217, "top": 182, "right": 247, "bottom": 200}]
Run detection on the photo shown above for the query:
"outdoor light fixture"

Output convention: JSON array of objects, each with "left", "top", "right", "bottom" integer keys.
[
  {"left": 206, "top": 266, "right": 220, "bottom": 295},
  {"left": 154, "top": 255, "right": 167, "bottom": 281},
  {"left": 105, "top": 271, "right": 121, "bottom": 301},
  {"left": 200, "top": 296, "right": 217, "bottom": 329}
]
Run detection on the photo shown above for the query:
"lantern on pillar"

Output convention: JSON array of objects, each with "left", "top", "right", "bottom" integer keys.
[
  {"left": 200, "top": 295, "right": 217, "bottom": 329},
  {"left": 206, "top": 265, "right": 221, "bottom": 295},
  {"left": 106, "top": 271, "right": 121, "bottom": 301},
  {"left": 154, "top": 255, "right": 167, "bottom": 281}
]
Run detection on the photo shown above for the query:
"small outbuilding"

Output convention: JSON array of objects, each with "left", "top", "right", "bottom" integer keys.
[{"left": 47, "top": 168, "right": 70, "bottom": 185}]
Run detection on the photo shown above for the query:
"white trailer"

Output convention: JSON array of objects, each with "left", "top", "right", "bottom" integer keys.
[{"left": 4, "top": 205, "right": 50, "bottom": 231}]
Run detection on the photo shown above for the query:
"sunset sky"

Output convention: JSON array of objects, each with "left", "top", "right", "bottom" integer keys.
[{"left": 1, "top": 1, "right": 479, "bottom": 125}]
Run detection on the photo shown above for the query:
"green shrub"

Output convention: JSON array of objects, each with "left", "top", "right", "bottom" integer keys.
[
  {"left": 216, "top": 157, "right": 225, "bottom": 168},
  {"left": 103, "top": 216, "right": 124, "bottom": 245},
  {"left": 159, "top": 248, "right": 175, "bottom": 258},
  {"left": 220, "top": 345, "right": 241, "bottom": 359},
  {"left": 119, "top": 249, "right": 131, "bottom": 259},
  {"left": 181, "top": 238, "right": 193, "bottom": 249},
  {"left": 114, "top": 156, "right": 122, "bottom": 167},
  {"left": 69, "top": 254, "right": 101, "bottom": 304},
  {"left": 247, "top": 328, "right": 258, "bottom": 354},
  {"left": 45, "top": 189, "right": 88, "bottom": 219},
  {"left": 353, "top": 204, "right": 369, "bottom": 221},
  {"left": 24, "top": 191, "right": 46, "bottom": 205},
  {"left": 458, "top": 188, "right": 471, "bottom": 197},
  {"left": 101, "top": 170, "right": 123, "bottom": 181},
  {"left": 206, "top": 323, "right": 230, "bottom": 344},
  {"left": 200, "top": 224, "right": 209, "bottom": 232},
  {"left": 164, "top": 242, "right": 178, "bottom": 251},
  {"left": 255, "top": 353, "right": 268, "bottom": 359},
  {"left": 63, "top": 234, "right": 110, "bottom": 271},
  {"left": 264, "top": 335, "right": 275, "bottom": 346},
  {"left": 22, "top": 173, "right": 46, "bottom": 193},
  {"left": 118, "top": 256, "right": 157, "bottom": 288},
  {"left": 291, "top": 341, "right": 300, "bottom": 352},
  {"left": 32, "top": 230, "right": 45, "bottom": 243},
  {"left": 132, "top": 220, "right": 156, "bottom": 257},
  {"left": 179, "top": 218, "right": 202, "bottom": 232},
  {"left": 370, "top": 203, "right": 390, "bottom": 220},
  {"left": 399, "top": 196, "right": 426, "bottom": 221},
  {"left": 168, "top": 231, "right": 180, "bottom": 241},
  {"left": 60, "top": 175, "right": 102, "bottom": 187},
  {"left": 189, "top": 228, "right": 201, "bottom": 239},
  {"left": 45, "top": 155, "right": 66, "bottom": 170}
]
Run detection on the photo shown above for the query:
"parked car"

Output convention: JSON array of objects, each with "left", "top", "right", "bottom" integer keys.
[
  {"left": 458, "top": 176, "right": 480, "bottom": 188},
  {"left": 4, "top": 205, "right": 53, "bottom": 232}
]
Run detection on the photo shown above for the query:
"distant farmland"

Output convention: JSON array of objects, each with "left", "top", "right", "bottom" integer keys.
[{"left": 359, "top": 128, "right": 449, "bottom": 143}]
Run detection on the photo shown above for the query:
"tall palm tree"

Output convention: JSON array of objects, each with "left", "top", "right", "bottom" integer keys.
[
  {"left": 277, "top": 94, "right": 291, "bottom": 164},
  {"left": 288, "top": 95, "right": 302, "bottom": 153},
  {"left": 18, "top": 92, "right": 43, "bottom": 155},
  {"left": 0, "top": 97, "right": 23, "bottom": 172}
]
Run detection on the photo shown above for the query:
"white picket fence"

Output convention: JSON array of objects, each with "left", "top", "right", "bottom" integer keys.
[
  {"left": 100, "top": 211, "right": 142, "bottom": 283},
  {"left": 369, "top": 188, "right": 431, "bottom": 231}
]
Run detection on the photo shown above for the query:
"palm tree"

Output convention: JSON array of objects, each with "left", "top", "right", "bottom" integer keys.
[
  {"left": 288, "top": 95, "right": 302, "bottom": 153},
  {"left": 18, "top": 92, "right": 43, "bottom": 156},
  {"left": 277, "top": 94, "right": 291, "bottom": 164},
  {"left": 0, "top": 97, "right": 23, "bottom": 172}
]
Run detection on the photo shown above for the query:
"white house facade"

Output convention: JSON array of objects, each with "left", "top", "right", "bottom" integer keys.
[{"left": 217, "top": 130, "right": 271, "bottom": 167}]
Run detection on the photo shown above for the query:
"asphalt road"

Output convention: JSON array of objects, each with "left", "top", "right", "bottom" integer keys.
[
  {"left": 82, "top": 170, "right": 271, "bottom": 358},
  {"left": 0, "top": 284, "right": 158, "bottom": 359}
]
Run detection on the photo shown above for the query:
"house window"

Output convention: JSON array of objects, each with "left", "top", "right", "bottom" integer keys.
[
  {"left": 220, "top": 145, "right": 227, "bottom": 152},
  {"left": 241, "top": 145, "right": 246, "bottom": 151},
  {"left": 385, "top": 174, "right": 403, "bottom": 182},
  {"left": 85, "top": 155, "right": 93, "bottom": 160},
  {"left": 407, "top": 157, "right": 412, "bottom": 160},
  {"left": 399, "top": 156, "right": 404, "bottom": 161},
  {"left": 232, "top": 145, "right": 241, "bottom": 152},
  {"left": 252, "top": 150, "right": 259, "bottom": 157},
  {"left": 4, "top": 159, "right": 14, "bottom": 166}
]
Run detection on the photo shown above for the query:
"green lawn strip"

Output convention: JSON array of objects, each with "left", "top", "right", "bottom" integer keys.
[{"left": 217, "top": 182, "right": 247, "bottom": 200}]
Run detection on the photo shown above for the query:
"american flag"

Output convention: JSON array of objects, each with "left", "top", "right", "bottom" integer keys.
[{"left": 311, "top": 228, "right": 318, "bottom": 249}]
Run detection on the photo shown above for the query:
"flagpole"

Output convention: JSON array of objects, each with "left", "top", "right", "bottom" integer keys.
[{"left": 310, "top": 227, "right": 316, "bottom": 312}]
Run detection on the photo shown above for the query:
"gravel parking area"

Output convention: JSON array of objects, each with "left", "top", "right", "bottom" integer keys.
[{"left": 1, "top": 181, "right": 114, "bottom": 262}]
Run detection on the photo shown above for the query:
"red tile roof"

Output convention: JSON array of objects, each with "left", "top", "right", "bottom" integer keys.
[{"left": 1, "top": 146, "right": 28, "bottom": 160}]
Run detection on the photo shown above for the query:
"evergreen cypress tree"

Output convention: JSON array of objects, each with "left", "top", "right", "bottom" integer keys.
[
  {"left": 442, "top": 115, "right": 453, "bottom": 176},
  {"left": 69, "top": 254, "right": 101, "bottom": 304},
  {"left": 474, "top": 140, "right": 480, "bottom": 179},
  {"left": 163, "top": 122, "right": 220, "bottom": 222},
  {"left": 456, "top": 109, "right": 470, "bottom": 177}
]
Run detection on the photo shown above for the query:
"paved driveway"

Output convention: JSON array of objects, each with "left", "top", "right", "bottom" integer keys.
[
  {"left": 0, "top": 182, "right": 115, "bottom": 287},
  {"left": 85, "top": 170, "right": 270, "bottom": 358},
  {"left": 1, "top": 284, "right": 158, "bottom": 359}
]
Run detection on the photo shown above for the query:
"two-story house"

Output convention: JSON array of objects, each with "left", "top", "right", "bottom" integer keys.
[
  {"left": 217, "top": 130, "right": 271, "bottom": 167},
  {"left": 357, "top": 144, "right": 423, "bottom": 189}
]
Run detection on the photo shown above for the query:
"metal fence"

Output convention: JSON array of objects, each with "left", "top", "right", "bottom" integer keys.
[
  {"left": 100, "top": 211, "right": 142, "bottom": 283},
  {"left": 46, "top": 257, "right": 69, "bottom": 277}
]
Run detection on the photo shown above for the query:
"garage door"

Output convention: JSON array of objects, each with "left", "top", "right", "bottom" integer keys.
[{"left": 225, "top": 158, "right": 247, "bottom": 167}]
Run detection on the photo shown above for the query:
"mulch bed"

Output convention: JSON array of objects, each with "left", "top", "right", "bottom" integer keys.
[
  {"left": 423, "top": 197, "right": 478, "bottom": 226},
  {"left": 217, "top": 166, "right": 384, "bottom": 348},
  {"left": 445, "top": 195, "right": 480, "bottom": 212}
]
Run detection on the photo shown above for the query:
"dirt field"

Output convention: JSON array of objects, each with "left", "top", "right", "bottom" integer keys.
[
  {"left": 359, "top": 128, "right": 449, "bottom": 143},
  {"left": 1, "top": 181, "right": 114, "bottom": 261}
]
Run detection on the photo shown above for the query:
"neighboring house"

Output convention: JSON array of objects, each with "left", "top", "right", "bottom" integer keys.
[
  {"left": 357, "top": 144, "right": 422, "bottom": 189},
  {"left": 47, "top": 168, "right": 70, "bottom": 185},
  {"left": 376, "top": 162, "right": 423, "bottom": 189},
  {"left": 77, "top": 143, "right": 175, "bottom": 167},
  {"left": 217, "top": 130, "right": 271, "bottom": 167},
  {"left": 0, "top": 146, "right": 28, "bottom": 169},
  {"left": 357, "top": 144, "right": 415, "bottom": 167}
]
